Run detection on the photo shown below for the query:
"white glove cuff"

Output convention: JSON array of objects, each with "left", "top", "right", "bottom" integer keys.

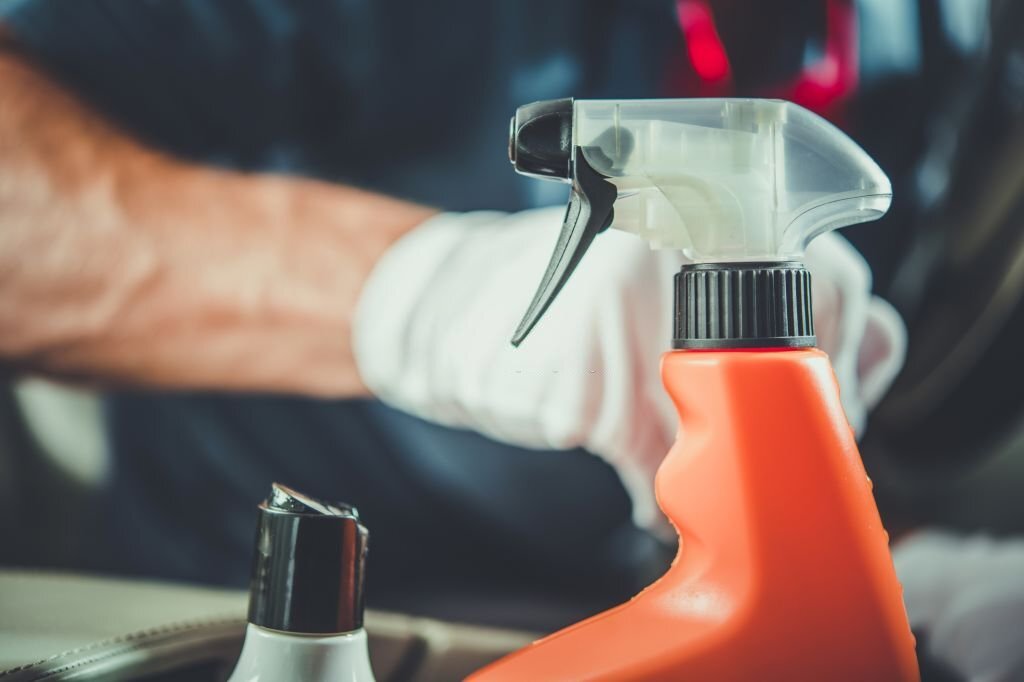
[{"left": 353, "top": 211, "right": 505, "bottom": 410}]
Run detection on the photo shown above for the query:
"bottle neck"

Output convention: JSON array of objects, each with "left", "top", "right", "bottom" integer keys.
[
  {"left": 228, "top": 624, "right": 375, "bottom": 682},
  {"left": 673, "top": 262, "right": 816, "bottom": 350}
]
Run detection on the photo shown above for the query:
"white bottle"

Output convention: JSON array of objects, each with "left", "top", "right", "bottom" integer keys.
[{"left": 227, "top": 483, "right": 375, "bottom": 682}]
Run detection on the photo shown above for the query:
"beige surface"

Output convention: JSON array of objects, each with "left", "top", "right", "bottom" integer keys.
[{"left": 0, "top": 570, "right": 536, "bottom": 681}]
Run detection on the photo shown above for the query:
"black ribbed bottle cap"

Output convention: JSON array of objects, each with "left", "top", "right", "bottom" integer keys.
[
  {"left": 247, "top": 483, "right": 368, "bottom": 634},
  {"left": 673, "top": 262, "right": 815, "bottom": 349}
]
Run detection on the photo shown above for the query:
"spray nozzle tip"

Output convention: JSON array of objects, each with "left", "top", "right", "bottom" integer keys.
[{"left": 509, "top": 98, "right": 574, "bottom": 181}]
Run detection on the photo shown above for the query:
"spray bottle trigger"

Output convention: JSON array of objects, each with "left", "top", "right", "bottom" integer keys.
[{"left": 510, "top": 150, "right": 616, "bottom": 347}]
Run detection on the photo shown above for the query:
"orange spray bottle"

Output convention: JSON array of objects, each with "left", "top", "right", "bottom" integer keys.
[{"left": 471, "top": 99, "right": 919, "bottom": 681}]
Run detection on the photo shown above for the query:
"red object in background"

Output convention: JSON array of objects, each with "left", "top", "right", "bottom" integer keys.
[
  {"left": 678, "top": 0, "right": 733, "bottom": 94},
  {"left": 668, "top": 0, "right": 859, "bottom": 124}
]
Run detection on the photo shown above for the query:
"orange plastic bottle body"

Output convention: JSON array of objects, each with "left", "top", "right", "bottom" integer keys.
[{"left": 470, "top": 348, "right": 918, "bottom": 682}]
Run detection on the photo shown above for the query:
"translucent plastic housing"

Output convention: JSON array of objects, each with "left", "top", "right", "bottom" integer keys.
[{"left": 574, "top": 99, "right": 891, "bottom": 262}]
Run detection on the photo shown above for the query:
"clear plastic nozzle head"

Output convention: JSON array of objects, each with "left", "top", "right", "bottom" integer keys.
[
  {"left": 575, "top": 98, "right": 891, "bottom": 261},
  {"left": 507, "top": 97, "right": 891, "bottom": 345}
]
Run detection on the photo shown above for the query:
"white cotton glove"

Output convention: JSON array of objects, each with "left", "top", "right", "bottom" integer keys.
[
  {"left": 894, "top": 531, "right": 1024, "bottom": 682},
  {"left": 805, "top": 230, "right": 908, "bottom": 433},
  {"left": 354, "top": 207, "right": 906, "bottom": 528}
]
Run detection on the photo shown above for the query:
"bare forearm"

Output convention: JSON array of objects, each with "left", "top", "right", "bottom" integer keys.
[{"left": 0, "top": 41, "right": 434, "bottom": 395}]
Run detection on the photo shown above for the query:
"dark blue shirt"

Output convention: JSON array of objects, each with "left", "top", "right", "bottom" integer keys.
[
  {"left": 1, "top": 0, "right": 680, "bottom": 625},
  {"left": 3, "top": 0, "right": 678, "bottom": 209}
]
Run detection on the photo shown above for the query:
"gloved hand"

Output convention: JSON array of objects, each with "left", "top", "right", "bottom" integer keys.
[
  {"left": 894, "top": 531, "right": 1024, "bottom": 682},
  {"left": 353, "top": 207, "right": 905, "bottom": 527}
]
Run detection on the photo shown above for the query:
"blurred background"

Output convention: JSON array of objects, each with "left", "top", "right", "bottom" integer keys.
[{"left": 0, "top": 0, "right": 1022, "bottom": 676}]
